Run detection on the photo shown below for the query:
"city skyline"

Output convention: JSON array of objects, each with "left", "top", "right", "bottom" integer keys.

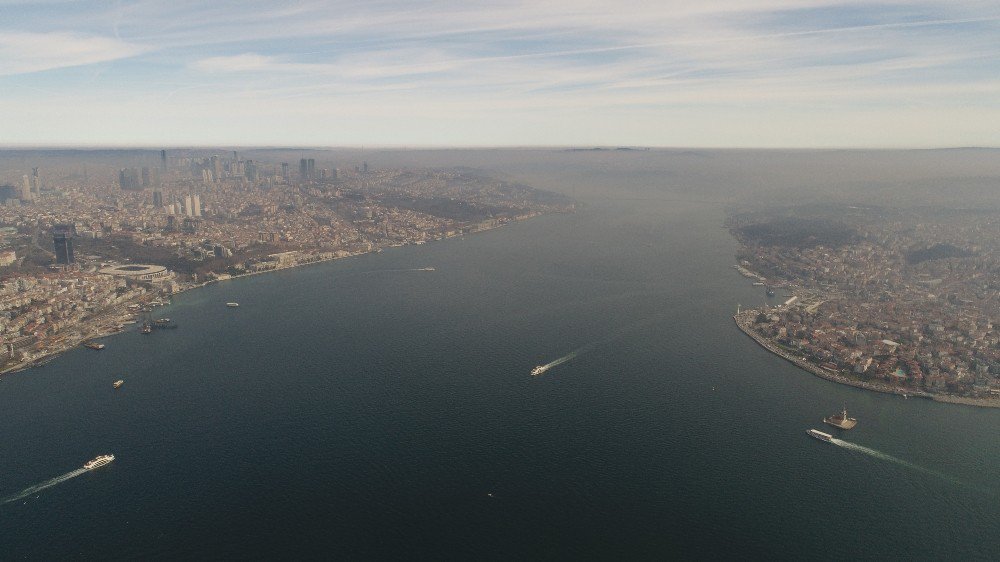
[{"left": 1, "top": 0, "right": 999, "bottom": 148}]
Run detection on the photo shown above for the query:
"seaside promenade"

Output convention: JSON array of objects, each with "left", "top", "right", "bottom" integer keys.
[{"left": 733, "top": 309, "right": 1000, "bottom": 409}]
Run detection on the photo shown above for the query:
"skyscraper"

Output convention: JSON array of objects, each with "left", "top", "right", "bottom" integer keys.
[
  {"left": 192, "top": 194, "right": 201, "bottom": 217},
  {"left": 152, "top": 190, "right": 163, "bottom": 207},
  {"left": 119, "top": 168, "right": 141, "bottom": 190},
  {"left": 281, "top": 162, "right": 289, "bottom": 182},
  {"left": 184, "top": 195, "right": 193, "bottom": 217},
  {"left": 21, "top": 175, "right": 32, "bottom": 202},
  {"left": 161, "top": 149, "right": 167, "bottom": 171},
  {"left": 245, "top": 160, "right": 258, "bottom": 182},
  {"left": 52, "top": 224, "right": 75, "bottom": 265}
]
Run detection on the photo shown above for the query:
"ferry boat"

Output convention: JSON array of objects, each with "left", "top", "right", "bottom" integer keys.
[
  {"left": 113, "top": 380, "right": 124, "bottom": 389},
  {"left": 84, "top": 342, "right": 105, "bottom": 350},
  {"left": 806, "top": 429, "right": 834, "bottom": 443},
  {"left": 823, "top": 404, "right": 858, "bottom": 430},
  {"left": 226, "top": 302, "right": 239, "bottom": 308},
  {"left": 83, "top": 454, "right": 115, "bottom": 470},
  {"left": 530, "top": 365, "right": 548, "bottom": 376}
]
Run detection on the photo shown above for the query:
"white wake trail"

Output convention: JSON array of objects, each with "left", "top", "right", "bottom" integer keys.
[
  {"left": 530, "top": 350, "right": 582, "bottom": 376},
  {"left": 543, "top": 351, "right": 579, "bottom": 370},
  {"left": 531, "top": 315, "right": 670, "bottom": 377},
  {"left": 2, "top": 468, "right": 88, "bottom": 504},
  {"left": 831, "top": 438, "right": 965, "bottom": 487}
]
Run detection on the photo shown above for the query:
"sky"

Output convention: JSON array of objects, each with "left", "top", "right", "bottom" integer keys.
[{"left": 0, "top": 0, "right": 998, "bottom": 148}]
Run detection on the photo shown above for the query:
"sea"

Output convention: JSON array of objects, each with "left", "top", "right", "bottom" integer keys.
[{"left": 2, "top": 149, "right": 1000, "bottom": 559}]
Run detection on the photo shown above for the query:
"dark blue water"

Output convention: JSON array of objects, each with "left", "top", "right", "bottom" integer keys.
[{"left": 2, "top": 153, "right": 1000, "bottom": 559}]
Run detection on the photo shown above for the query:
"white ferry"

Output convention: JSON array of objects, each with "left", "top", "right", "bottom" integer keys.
[
  {"left": 83, "top": 454, "right": 115, "bottom": 470},
  {"left": 226, "top": 302, "right": 240, "bottom": 308},
  {"left": 530, "top": 365, "right": 548, "bottom": 376},
  {"left": 806, "top": 429, "right": 834, "bottom": 443}
]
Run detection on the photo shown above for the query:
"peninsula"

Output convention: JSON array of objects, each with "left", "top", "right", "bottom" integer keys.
[{"left": 728, "top": 205, "right": 999, "bottom": 407}]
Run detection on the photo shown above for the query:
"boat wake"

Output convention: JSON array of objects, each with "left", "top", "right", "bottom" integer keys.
[
  {"left": 830, "top": 438, "right": 966, "bottom": 487},
  {"left": 2, "top": 468, "right": 88, "bottom": 505},
  {"left": 530, "top": 316, "right": 668, "bottom": 377},
  {"left": 531, "top": 350, "right": 580, "bottom": 376}
]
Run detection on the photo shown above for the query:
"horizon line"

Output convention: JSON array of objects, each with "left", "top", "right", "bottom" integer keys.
[{"left": 0, "top": 144, "right": 997, "bottom": 152}]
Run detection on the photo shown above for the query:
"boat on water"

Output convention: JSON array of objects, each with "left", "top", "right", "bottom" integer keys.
[
  {"left": 823, "top": 404, "right": 858, "bottom": 430},
  {"left": 226, "top": 302, "right": 239, "bottom": 308},
  {"left": 530, "top": 365, "right": 548, "bottom": 376},
  {"left": 806, "top": 429, "right": 835, "bottom": 443},
  {"left": 83, "top": 454, "right": 115, "bottom": 470},
  {"left": 113, "top": 379, "right": 124, "bottom": 389},
  {"left": 152, "top": 318, "right": 177, "bottom": 329},
  {"left": 84, "top": 342, "right": 105, "bottom": 350},
  {"left": 140, "top": 322, "right": 152, "bottom": 334},
  {"left": 418, "top": 267, "right": 435, "bottom": 271}
]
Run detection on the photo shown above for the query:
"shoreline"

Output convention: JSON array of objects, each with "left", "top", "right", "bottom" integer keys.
[
  {"left": 0, "top": 213, "right": 543, "bottom": 378},
  {"left": 733, "top": 310, "right": 1000, "bottom": 410}
]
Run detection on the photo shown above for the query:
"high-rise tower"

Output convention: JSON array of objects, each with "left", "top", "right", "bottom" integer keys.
[{"left": 52, "top": 224, "right": 75, "bottom": 264}]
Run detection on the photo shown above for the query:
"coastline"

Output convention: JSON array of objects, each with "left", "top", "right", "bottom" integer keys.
[
  {"left": 0, "top": 212, "right": 545, "bottom": 378},
  {"left": 733, "top": 310, "right": 1000, "bottom": 410}
]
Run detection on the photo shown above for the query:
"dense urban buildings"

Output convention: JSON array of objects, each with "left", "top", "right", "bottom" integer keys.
[
  {"left": 0, "top": 149, "right": 573, "bottom": 373},
  {"left": 729, "top": 206, "right": 999, "bottom": 404}
]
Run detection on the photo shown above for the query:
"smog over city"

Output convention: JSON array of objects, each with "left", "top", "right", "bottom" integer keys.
[{"left": 1, "top": 1, "right": 998, "bottom": 559}]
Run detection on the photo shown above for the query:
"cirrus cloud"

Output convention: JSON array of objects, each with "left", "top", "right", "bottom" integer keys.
[{"left": 0, "top": 31, "right": 148, "bottom": 76}]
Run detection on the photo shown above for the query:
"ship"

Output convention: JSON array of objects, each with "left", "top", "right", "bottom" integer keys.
[
  {"left": 823, "top": 404, "right": 858, "bottom": 430},
  {"left": 140, "top": 322, "right": 152, "bottom": 334},
  {"left": 806, "top": 429, "right": 834, "bottom": 443},
  {"left": 530, "top": 365, "right": 548, "bottom": 377},
  {"left": 152, "top": 318, "right": 177, "bottom": 329},
  {"left": 226, "top": 302, "right": 240, "bottom": 308},
  {"left": 83, "top": 454, "right": 115, "bottom": 470},
  {"left": 84, "top": 342, "right": 105, "bottom": 350},
  {"left": 113, "top": 379, "right": 124, "bottom": 388}
]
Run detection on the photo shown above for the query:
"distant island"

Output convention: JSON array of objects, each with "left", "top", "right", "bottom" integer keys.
[
  {"left": 0, "top": 150, "right": 574, "bottom": 375},
  {"left": 727, "top": 204, "right": 999, "bottom": 408}
]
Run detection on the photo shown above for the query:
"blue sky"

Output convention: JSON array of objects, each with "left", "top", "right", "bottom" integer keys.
[{"left": 1, "top": 0, "right": 998, "bottom": 147}]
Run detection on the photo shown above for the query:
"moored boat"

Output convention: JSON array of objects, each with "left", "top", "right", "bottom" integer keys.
[{"left": 84, "top": 342, "right": 106, "bottom": 350}]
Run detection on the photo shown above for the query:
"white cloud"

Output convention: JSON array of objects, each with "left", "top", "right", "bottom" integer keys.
[
  {"left": 1, "top": 0, "right": 999, "bottom": 146},
  {"left": 191, "top": 53, "right": 278, "bottom": 73},
  {"left": 0, "top": 32, "right": 148, "bottom": 76}
]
